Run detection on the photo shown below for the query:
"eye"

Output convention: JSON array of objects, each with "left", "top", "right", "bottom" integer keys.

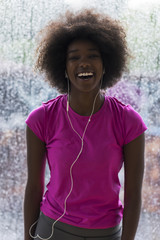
[
  {"left": 67, "top": 56, "right": 79, "bottom": 61},
  {"left": 89, "top": 54, "right": 100, "bottom": 59}
]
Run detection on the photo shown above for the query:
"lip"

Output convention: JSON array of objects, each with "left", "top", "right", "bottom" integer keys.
[{"left": 76, "top": 75, "right": 95, "bottom": 82}]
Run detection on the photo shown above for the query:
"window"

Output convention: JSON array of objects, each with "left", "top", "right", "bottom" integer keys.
[{"left": 0, "top": 0, "right": 159, "bottom": 239}]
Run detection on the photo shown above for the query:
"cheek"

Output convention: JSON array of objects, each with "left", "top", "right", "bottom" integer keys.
[
  {"left": 96, "top": 58, "right": 103, "bottom": 68},
  {"left": 66, "top": 63, "right": 74, "bottom": 76},
  {"left": 97, "top": 62, "right": 103, "bottom": 74}
]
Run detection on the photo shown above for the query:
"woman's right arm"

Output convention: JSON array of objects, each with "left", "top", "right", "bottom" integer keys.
[{"left": 24, "top": 126, "right": 47, "bottom": 240}]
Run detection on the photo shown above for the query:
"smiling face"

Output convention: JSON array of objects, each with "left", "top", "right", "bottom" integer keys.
[{"left": 66, "top": 39, "right": 104, "bottom": 94}]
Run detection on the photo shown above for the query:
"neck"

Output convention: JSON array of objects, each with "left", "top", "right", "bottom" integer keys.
[{"left": 68, "top": 90, "right": 105, "bottom": 116}]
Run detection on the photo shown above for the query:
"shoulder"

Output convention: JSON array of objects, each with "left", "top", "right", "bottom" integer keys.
[
  {"left": 107, "top": 96, "right": 126, "bottom": 107},
  {"left": 105, "top": 95, "right": 147, "bottom": 145},
  {"left": 42, "top": 94, "right": 66, "bottom": 113},
  {"left": 27, "top": 94, "right": 66, "bottom": 121},
  {"left": 106, "top": 96, "right": 127, "bottom": 117},
  {"left": 106, "top": 96, "right": 140, "bottom": 118},
  {"left": 27, "top": 94, "right": 66, "bottom": 118},
  {"left": 25, "top": 94, "right": 66, "bottom": 142}
]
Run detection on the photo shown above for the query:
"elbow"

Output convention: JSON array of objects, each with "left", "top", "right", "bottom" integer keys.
[
  {"left": 25, "top": 180, "right": 44, "bottom": 197},
  {"left": 124, "top": 191, "right": 142, "bottom": 207}
]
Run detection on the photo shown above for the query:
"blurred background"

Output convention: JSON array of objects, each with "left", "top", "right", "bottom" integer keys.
[{"left": 0, "top": 0, "right": 160, "bottom": 239}]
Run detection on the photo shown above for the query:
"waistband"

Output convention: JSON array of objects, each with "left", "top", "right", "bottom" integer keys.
[{"left": 40, "top": 212, "right": 121, "bottom": 237}]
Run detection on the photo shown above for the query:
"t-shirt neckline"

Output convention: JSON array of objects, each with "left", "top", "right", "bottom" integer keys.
[{"left": 63, "top": 94, "right": 107, "bottom": 121}]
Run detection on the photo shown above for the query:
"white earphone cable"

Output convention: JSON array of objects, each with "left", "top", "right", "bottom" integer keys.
[{"left": 29, "top": 75, "right": 103, "bottom": 240}]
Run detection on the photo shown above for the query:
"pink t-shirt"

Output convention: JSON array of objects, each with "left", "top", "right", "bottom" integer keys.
[{"left": 25, "top": 94, "right": 147, "bottom": 229}]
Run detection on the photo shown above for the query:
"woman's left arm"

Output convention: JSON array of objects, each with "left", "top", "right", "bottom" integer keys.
[{"left": 121, "top": 132, "right": 145, "bottom": 240}]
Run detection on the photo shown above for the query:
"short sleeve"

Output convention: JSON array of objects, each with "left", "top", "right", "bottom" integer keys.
[
  {"left": 25, "top": 105, "right": 45, "bottom": 142},
  {"left": 123, "top": 105, "right": 147, "bottom": 145}
]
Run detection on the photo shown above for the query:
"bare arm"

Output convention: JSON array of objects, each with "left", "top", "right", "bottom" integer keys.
[
  {"left": 24, "top": 126, "right": 46, "bottom": 240},
  {"left": 121, "top": 133, "right": 145, "bottom": 240}
]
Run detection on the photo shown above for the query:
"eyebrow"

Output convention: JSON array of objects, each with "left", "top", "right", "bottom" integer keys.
[{"left": 67, "top": 48, "right": 99, "bottom": 54}]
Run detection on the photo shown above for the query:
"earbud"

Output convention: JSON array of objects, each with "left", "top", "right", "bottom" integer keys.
[
  {"left": 103, "top": 68, "right": 105, "bottom": 74},
  {"left": 65, "top": 71, "right": 68, "bottom": 78}
]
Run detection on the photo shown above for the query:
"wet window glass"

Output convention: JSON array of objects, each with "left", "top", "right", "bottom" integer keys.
[{"left": 0, "top": 0, "right": 159, "bottom": 239}]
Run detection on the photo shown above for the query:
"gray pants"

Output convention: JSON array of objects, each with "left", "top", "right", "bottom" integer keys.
[{"left": 34, "top": 212, "right": 122, "bottom": 240}]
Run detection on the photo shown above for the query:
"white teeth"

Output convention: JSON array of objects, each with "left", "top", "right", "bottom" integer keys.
[{"left": 77, "top": 72, "right": 93, "bottom": 77}]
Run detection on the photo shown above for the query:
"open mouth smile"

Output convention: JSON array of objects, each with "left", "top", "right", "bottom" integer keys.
[{"left": 77, "top": 72, "right": 94, "bottom": 80}]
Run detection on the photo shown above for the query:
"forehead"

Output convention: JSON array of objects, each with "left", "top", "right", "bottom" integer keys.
[{"left": 67, "top": 39, "right": 100, "bottom": 53}]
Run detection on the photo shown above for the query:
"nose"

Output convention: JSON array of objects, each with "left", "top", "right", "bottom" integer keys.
[{"left": 79, "top": 59, "right": 91, "bottom": 68}]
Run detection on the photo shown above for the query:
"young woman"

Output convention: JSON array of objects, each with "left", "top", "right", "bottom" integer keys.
[{"left": 24, "top": 9, "right": 147, "bottom": 240}]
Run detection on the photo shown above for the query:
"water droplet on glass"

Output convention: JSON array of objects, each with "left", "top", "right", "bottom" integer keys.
[{"left": 0, "top": 0, "right": 160, "bottom": 239}]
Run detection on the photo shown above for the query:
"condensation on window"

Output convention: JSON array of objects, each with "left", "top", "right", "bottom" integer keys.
[{"left": 0, "top": 0, "right": 160, "bottom": 239}]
